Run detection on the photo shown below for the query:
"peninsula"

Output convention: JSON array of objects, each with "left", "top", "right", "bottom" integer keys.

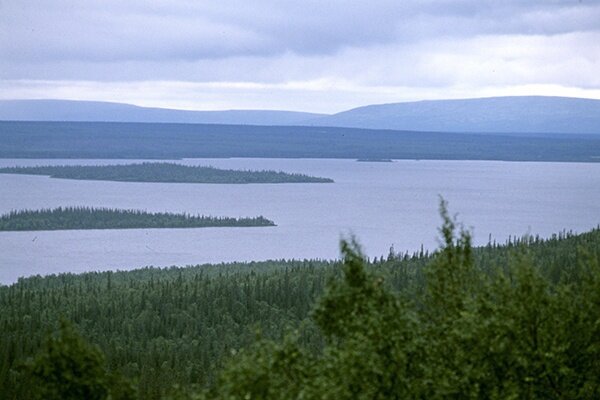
[
  {"left": 0, "top": 162, "right": 334, "bottom": 184},
  {"left": 0, "top": 207, "right": 276, "bottom": 231}
]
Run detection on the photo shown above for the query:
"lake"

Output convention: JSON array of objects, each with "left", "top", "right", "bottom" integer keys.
[{"left": 1, "top": 158, "right": 599, "bottom": 284}]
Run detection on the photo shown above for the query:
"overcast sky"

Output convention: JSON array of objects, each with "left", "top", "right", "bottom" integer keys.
[{"left": 1, "top": 0, "right": 599, "bottom": 113}]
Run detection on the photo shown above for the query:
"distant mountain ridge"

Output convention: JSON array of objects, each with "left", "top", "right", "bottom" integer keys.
[
  {"left": 0, "top": 99, "right": 324, "bottom": 126},
  {"left": 1, "top": 96, "right": 599, "bottom": 134},
  {"left": 310, "top": 96, "right": 600, "bottom": 135}
]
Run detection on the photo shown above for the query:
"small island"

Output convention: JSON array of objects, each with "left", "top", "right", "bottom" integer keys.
[
  {"left": 0, "top": 207, "right": 275, "bottom": 231},
  {"left": 0, "top": 162, "right": 334, "bottom": 184},
  {"left": 356, "top": 158, "right": 393, "bottom": 163}
]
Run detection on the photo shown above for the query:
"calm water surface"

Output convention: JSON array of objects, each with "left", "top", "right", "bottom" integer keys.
[{"left": 1, "top": 158, "right": 599, "bottom": 284}]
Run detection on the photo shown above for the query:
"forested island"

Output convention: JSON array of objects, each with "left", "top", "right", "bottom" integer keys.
[
  {"left": 356, "top": 158, "right": 393, "bottom": 162},
  {"left": 0, "top": 207, "right": 275, "bottom": 231},
  {"left": 1, "top": 207, "right": 599, "bottom": 399},
  {"left": 0, "top": 162, "right": 334, "bottom": 184}
]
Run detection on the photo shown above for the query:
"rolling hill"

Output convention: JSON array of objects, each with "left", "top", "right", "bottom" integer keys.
[
  {"left": 309, "top": 96, "right": 600, "bottom": 135},
  {"left": 0, "top": 99, "right": 324, "bottom": 126},
  {"left": 1, "top": 96, "right": 599, "bottom": 135}
]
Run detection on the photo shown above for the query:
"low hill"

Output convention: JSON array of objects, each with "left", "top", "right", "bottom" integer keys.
[
  {"left": 0, "top": 99, "right": 324, "bottom": 126},
  {"left": 309, "top": 96, "right": 600, "bottom": 134},
  {"left": 2, "top": 96, "right": 599, "bottom": 135}
]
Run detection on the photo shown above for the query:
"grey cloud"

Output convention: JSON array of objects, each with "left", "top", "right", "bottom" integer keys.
[
  {"left": 2, "top": 0, "right": 600, "bottom": 111},
  {"left": 2, "top": 0, "right": 599, "bottom": 65},
  {"left": 3, "top": 29, "right": 599, "bottom": 90}
]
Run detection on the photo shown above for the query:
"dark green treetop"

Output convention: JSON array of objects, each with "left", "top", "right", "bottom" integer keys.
[{"left": 21, "top": 320, "right": 135, "bottom": 400}]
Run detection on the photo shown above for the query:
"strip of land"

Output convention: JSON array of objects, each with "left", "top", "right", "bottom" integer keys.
[
  {"left": 0, "top": 206, "right": 275, "bottom": 231},
  {"left": 1, "top": 121, "right": 599, "bottom": 162},
  {"left": 0, "top": 162, "right": 334, "bottom": 183}
]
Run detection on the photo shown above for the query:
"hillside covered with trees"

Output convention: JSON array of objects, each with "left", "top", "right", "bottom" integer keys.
[
  {"left": 0, "top": 207, "right": 275, "bottom": 231},
  {"left": 0, "top": 162, "right": 333, "bottom": 184},
  {"left": 1, "top": 205, "right": 599, "bottom": 398}
]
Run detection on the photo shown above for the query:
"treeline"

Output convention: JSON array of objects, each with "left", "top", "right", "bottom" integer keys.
[
  {"left": 1, "top": 213, "right": 599, "bottom": 398},
  {"left": 209, "top": 216, "right": 600, "bottom": 400},
  {"left": 0, "top": 162, "right": 334, "bottom": 184},
  {"left": 0, "top": 206, "right": 275, "bottom": 231}
]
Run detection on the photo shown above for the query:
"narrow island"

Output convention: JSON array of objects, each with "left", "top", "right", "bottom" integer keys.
[
  {"left": 0, "top": 207, "right": 275, "bottom": 231},
  {"left": 356, "top": 158, "right": 393, "bottom": 162},
  {"left": 0, "top": 162, "right": 334, "bottom": 184}
]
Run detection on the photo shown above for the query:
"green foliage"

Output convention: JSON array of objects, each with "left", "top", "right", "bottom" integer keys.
[
  {"left": 308, "top": 239, "right": 422, "bottom": 399},
  {"left": 205, "top": 203, "right": 600, "bottom": 399},
  {"left": 1, "top": 205, "right": 599, "bottom": 398},
  {"left": 0, "top": 162, "right": 333, "bottom": 184},
  {"left": 208, "top": 240, "right": 423, "bottom": 400},
  {"left": 424, "top": 198, "right": 475, "bottom": 320},
  {"left": 214, "top": 334, "right": 316, "bottom": 400},
  {"left": 0, "top": 260, "right": 332, "bottom": 399},
  {"left": 20, "top": 320, "right": 135, "bottom": 400},
  {"left": 0, "top": 206, "right": 274, "bottom": 231}
]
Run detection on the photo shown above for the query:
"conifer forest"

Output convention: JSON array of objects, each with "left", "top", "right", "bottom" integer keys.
[
  {"left": 0, "top": 207, "right": 275, "bottom": 231},
  {"left": 1, "top": 205, "right": 599, "bottom": 399},
  {"left": 0, "top": 163, "right": 333, "bottom": 184}
]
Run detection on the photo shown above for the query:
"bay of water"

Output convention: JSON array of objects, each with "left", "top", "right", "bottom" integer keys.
[{"left": 1, "top": 158, "right": 599, "bottom": 284}]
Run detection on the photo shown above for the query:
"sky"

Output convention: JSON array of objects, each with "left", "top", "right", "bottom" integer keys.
[{"left": 1, "top": 0, "right": 600, "bottom": 113}]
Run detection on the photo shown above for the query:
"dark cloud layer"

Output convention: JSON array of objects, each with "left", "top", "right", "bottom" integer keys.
[{"left": 2, "top": 0, "right": 599, "bottom": 63}]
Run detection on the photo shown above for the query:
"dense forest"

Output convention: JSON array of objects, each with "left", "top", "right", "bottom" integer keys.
[
  {"left": 0, "top": 207, "right": 275, "bottom": 231},
  {"left": 1, "top": 206, "right": 599, "bottom": 398},
  {"left": 0, "top": 162, "right": 333, "bottom": 184},
  {"left": 1, "top": 121, "right": 600, "bottom": 162}
]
